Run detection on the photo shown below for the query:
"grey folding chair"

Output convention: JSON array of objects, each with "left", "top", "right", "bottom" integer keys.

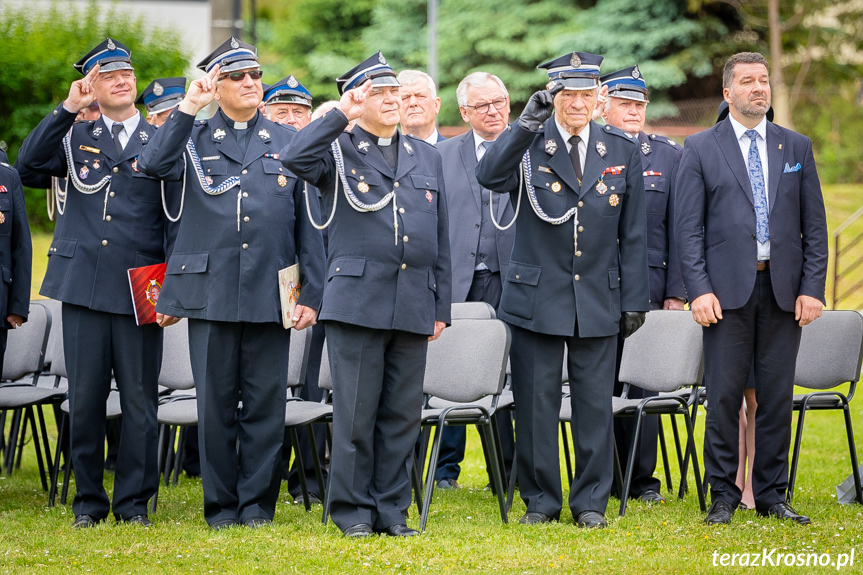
[
  {"left": 0, "top": 302, "right": 58, "bottom": 489},
  {"left": 450, "top": 301, "right": 496, "bottom": 320},
  {"left": 418, "top": 318, "right": 511, "bottom": 530},
  {"left": 787, "top": 310, "right": 863, "bottom": 505},
  {"left": 614, "top": 310, "right": 706, "bottom": 516}
]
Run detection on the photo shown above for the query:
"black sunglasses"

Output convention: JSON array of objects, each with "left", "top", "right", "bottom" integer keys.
[{"left": 219, "top": 70, "right": 263, "bottom": 82}]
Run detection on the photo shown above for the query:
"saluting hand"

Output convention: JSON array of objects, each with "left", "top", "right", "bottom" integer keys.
[
  {"left": 593, "top": 85, "right": 608, "bottom": 121},
  {"left": 518, "top": 83, "right": 564, "bottom": 131},
  {"left": 179, "top": 64, "right": 221, "bottom": 116},
  {"left": 64, "top": 64, "right": 100, "bottom": 113},
  {"left": 339, "top": 82, "right": 373, "bottom": 122}
]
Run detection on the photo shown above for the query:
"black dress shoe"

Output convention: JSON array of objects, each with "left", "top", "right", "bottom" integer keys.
[
  {"left": 210, "top": 518, "right": 239, "bottom": 531},
  {"left": 758, "top": 502, "right": 811, "bottom": 525},
  {"left": 121, "top": 515, "right": 153, "bottom": 528},
  {"left": 436, "top": 478, "right": 459, "bottom": 490},
  {"left": 637, "top": 489, "right": 666, "bottom": 504},
  {"left": 244, "top": 517, "right": 272, "bottom": 528},
  {"left": 575, "top": 511, "right": 607, "bottom": 528},
  {"left": 704, "top": 500, "right": 735, "bottom": 525},
  {"left": 379, "top": 524, "right": 420, "bottom": 537},
  {"left": 343, "top": 523, "right": 374, "bottom": 538},
  {"left": 72, "top": 514, "right": 100, "bottom": 529},
  {"left": 518, "top": 512, "right": 553, "bottom": 525}
]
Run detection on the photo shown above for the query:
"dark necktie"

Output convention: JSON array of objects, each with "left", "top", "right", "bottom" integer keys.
[
  {"left": 568, "top": 135, "right": 583, "bottom": 182},
  {"left": 111, "top": 122, "right": 124, "bottom": 155}
]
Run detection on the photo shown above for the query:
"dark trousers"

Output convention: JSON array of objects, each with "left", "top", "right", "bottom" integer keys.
[
  {"left": 510, "top": 323, "right": 616, "bottom": 519},
  {"left": 62, "top": 303, "right": 161, "bottom": 520},
  {"left": 283, "top": 321, "right": 328, "bottom": 497},
  {"left": 703, "top": 270, "right": 801, "bottom": 510},
  {"left": 326, "top": 321, "right": 427, "bottom": 532},
  {"left": 436, "top": 270, "right": 515, "bottom": 482},
  {"left": 187, "top": 319, "right": 290, "bottom": 526},
  {"left": 611, "top": 334, "right": 661, "bottom": 498}
]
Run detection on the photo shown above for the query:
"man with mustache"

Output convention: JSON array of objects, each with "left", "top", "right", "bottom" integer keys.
[{"left": 675, "top": 52, "right": 828, "bottom": 525}]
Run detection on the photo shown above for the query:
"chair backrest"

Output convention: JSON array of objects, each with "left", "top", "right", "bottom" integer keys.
[
  {"left": 2, "top": 302, "right": 51, "bottom": 383},
  {"left": 46, "top": 303, "right": 67, "bottom": 380},
  {"left": 318, "top": 339, "right": 333, "bottom": 392},
  {"left": 287, "top": 326, "right": 313, "bottom": 389},
  {"left": 794, "top": 310, "right": 863, "bottom": 390},
  {"left": 619, "top": 310, "right": 703, "bottom": 393},
  {"left": 40, "top": 298, "right": 63, "bottom": 368},
  {"left": 423, "top": 319, "right": 511, "bottom": 403},
  {"left": 451, "top": 301, "right": 496, "bottom": 320},
  {"left": 158, "top": 319, "right": 195, "bottom": 391}
]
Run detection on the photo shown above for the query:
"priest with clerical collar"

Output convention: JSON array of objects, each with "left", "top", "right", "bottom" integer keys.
[{"left": 281, "top": 52, "right": 452, "bottom": 538}]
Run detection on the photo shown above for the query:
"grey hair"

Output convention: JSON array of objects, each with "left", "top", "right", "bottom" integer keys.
[
  {"left": 722, "top": 52, "right": 769, "bottom": 88},
  {"left": 456, "top": 72, "right": 508, "bottom": 107},
  {"left": 396, "top": 70, "right": 437, "bottom": 99}
]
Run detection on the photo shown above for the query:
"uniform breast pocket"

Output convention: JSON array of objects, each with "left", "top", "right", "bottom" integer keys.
[
  {"left": 529, "top": 172, "right": 566, "bottom": 216},
  {"left": 72, "top": 156, "right": 105, "bottom": 183},
  {"left": 596, "top": 176, "right": 626, "bottom": 218},
  {"left": 644, "top": 175, "right": 667, "bottom": 215},
  {"left": 262, "top": 158, "right": 297, "bottom": 197},
  {"left": 408, "top": 174, "right": 439, "bottom": 214},
  {"left": 201, "top": 160, "right": 229, "bottom": 188},
  {"left": 165, "top": 252, "right": 209, "bottom": 311}
]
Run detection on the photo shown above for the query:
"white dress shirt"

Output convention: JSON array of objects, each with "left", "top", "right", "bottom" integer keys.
[
  {"left": 554, "top": 117, "right": 589, "bottom": 177},
  {"left": 728, "top": 113, "right": 770, "bottom": 260},
  {"left": 102, "top": 111, "right": 141, "bottom": 151}
]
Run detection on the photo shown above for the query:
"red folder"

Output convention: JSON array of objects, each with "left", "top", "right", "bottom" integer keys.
[{"left": 127, "top": 263, "right": 167, "bottom": 326}]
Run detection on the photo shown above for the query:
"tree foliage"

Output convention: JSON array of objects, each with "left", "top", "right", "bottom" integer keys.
[{"left": 0, "top": 0, "right": 189, "bottom": 231}]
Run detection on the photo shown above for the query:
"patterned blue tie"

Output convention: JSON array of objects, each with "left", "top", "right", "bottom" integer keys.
[{"left": 745, "top": 129, "right": 769, "bottom": 243}]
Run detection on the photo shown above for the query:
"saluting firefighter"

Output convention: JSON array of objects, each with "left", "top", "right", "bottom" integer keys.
[
  {"left": 281, "top": 52, "right": 452, "bottom": 538},
  {"left": 476, "top": 51, "right": 649, "bottom": 528},
  {"left": 137, "top": 77, "right": 186, "bottom": 127},
  {"left": 17, "top": 38, "right": 179, "bottom": 528},
  {"left": 599, "top": 65, "right": 686, "bottom": 506},
  {"left": 138, "top": 37, "right": 325, "bottom": 530}
]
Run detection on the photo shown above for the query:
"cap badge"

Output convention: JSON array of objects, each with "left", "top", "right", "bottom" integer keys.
[
  {"left": 596, "top": 181, "right": 607, "bottom": 194},
  {"left": 357, "top": 141, "right": 370, "bottom": 152},
  {"left": 545, "top": 139, "right": 558, "bottom": 155},
  {"left": 641, "top": 141, "right": 651, "bottom": 155},
  {"left": 609, "top": 193, "right": 620, "bottom": 207},
  {"left": 213, "top": 128, "right": 226, "bottom": 141},
  {"left": 258, "top": 128, "right": 270, "bottom": 140},
  {"left": 378, "top": 53, "right": 387, "bottom": 65},
  {"left": 287, "top": 76, "right": 299, "bottom": 88},
  {"left": 230, "top": 37, "right": 239, "bottom": 49},
  {"left": 79, "top": 166, "right": 89, "bottom": 180},
  {"left": 403, "top": 140, "right": 413, "bottom": 155},
  {"left": 92, "top": 159, "right": 101, "bottom": 170},
  {"left": 277, "top": 175, "right": 287, "bottom": 187},
  {"left": 632, "top": 66, "right": 641, "bottom": 79},
  {"left": 425, "top": 190, "right": 433, "bottom": 203},
  {"left": 570, "top": 53, "right": 581, "bottom": 68},
  {"left": 551, "top": 182, "right": 561, "bottom": 193},
  {"left": 358, "top": 182, "right": 370, "bottom": 193},
  {"left": 107, "top": 38, "right": 116, "bottom": 51},
  {"left": 139, "top": 130, "right": 149, "bottom": 143},
  {"left": 92, "top": 126, "right": 103, "bottom": 137},
  {"left": 596, "top": 140, "right": 607, "bottom": 157},
  {"left": 153, "top": 82, "right": 164, "bottom": 97}
]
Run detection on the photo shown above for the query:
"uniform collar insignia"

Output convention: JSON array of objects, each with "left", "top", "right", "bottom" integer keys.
[
  {"left": 545, "top": 139, "right": 558, "bottom": 155},
  {"left": 92, "top": 125, "right": 103, "bottom": 138},
  {"left": 596, "top": 140, "right": 607, "bottom": 157},
  {"left": 357, "top": 140, "right": 370, "bottom": 153},
  {"left": 258, "top": 128, "right": 270, "bottom": 140},
  {"left": 641, "top": 141, "right": 651, "bottom": 155},
  {"left": 403, "top": 140, "right": 413, "bottom": 155},
  {"left": 139, "top": 130, "right": 149, "bottom": 143},
  {"left": 213, "top": 127, "right": 227, "bottom": 141}
]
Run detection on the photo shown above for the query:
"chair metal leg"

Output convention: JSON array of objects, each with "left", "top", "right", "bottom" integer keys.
[
  {"left": 619, "top": 410, "right": 644, "bottom": 517},
  {"left": 172, "top": 426, "right": 186, "bottom": 487},
  {"left": 420, "top": 422, "right": 445, "bottom": 531},
  {"left": 321, "top": 428, "right": 334, "bottom": 525},
  {"left": 657, "top": 415, "right": 673, "bottom": 491},
  {"left": 15, "top": 409, "right": 30, "bottom": 471},
  {"left": 0, "top": 410, "right": 6, "bottom": 461},
  {"left": 307, "top": 423, "right": 326, "bottom": 504},
  {"left": 27, "top": 407, "right": 49, "bottom": 491},
  {"left": 612, "top": 430, "right": 624, "bottom": 500},
  {"left": 5, "top": 409, "right": 22, "bottom": 475},
  {"left": 842, "top": 404, "right": 863, "bottom": 505},
  {"left": 478, "top": 421, "right": 508, "bottom": 524},
  {"left": 673, "top": 415, "right": 690, "bottom": 499},
  {"left": 289, "top": 427, "right": 312, "bottom": 512},
  {"left": 490, "top": 414, "right": 509, "bottom": 491},
  {"left": 151, "top": 424, "right": 167, "bottom": 515},
  {"left": 506, "top": 445, "right": 517, "bottom": 512},
  {"left": 164, "top": 426, "right": 176, "bottom": 487},
  {"left": 37, "top": 405, "right": 54, "bottom": 478},
  {"left": 682, "top": 410, "right": 707, "bottom": 512},
  {"left": 60, "top": 446, "right": 73, "bottom": 505},
  {"left": 787, "top": 404, "right": 808, "bottom": 504},
  {"left": 49, "top": 412, "right": 67, "bottom": 507}
]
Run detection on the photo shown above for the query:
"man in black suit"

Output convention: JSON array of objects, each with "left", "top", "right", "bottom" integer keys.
[
  {"left": 434, "top": 71, "right": 516, "bottom": 490},
  {"left": 282, "top": 53, "right": 452, "bottom": 538},
  {"left": 675, "top": 52, "right": 828, "bottom": 525},
  {"left": 477, "top": 51, "right": 649, "bottom": 528}
]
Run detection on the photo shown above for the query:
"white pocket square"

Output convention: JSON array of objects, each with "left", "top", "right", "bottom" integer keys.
[{"left": 783, "top": 162, "right": 802, "bottom": 173}]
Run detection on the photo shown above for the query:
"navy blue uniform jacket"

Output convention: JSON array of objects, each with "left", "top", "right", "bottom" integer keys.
[
  {"left": 280, "top": 110, "right": 452, "bottom": 336},
  {"left": 17, "top": 104, "right": 177, "bottom": 315},
  {"left": 675, "top": 117, "right": 828, "bottom": 311},
  {"left": 0, "top": 164, "right": 32, "bottom": 328},
  {"left": 637, "top": 132, "right": 686, "bottom": 307},
  {"left": 476, "top": 119, "right": 649, "bottom": 338},
  {"left": 138, "top": 109, "right": 325, "bottom": 324}
]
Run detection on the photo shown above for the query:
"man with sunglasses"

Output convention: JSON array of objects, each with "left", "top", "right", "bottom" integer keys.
[
  {"left": 432, "top": 71, "right": 516, "bottom": 492},
  {"left": 282, "top": 52, "right": 451, "bottom": 538},
  {"left": 138, "top": 37, "right": 325, "bottom": 530},
  {"left": 476, "top": 51, "right": 649, "bottom": 528},
  {"left": 17, "top": 38, "right": 178, "bottom": 529}
]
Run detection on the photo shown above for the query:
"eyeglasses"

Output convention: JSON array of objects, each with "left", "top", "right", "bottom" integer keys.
[
  {"left": 463, "top": 98, "right": 508, "bottom": 114},
  {"left": 219, "top": 70, "right": 263, "bottom": 82}
]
